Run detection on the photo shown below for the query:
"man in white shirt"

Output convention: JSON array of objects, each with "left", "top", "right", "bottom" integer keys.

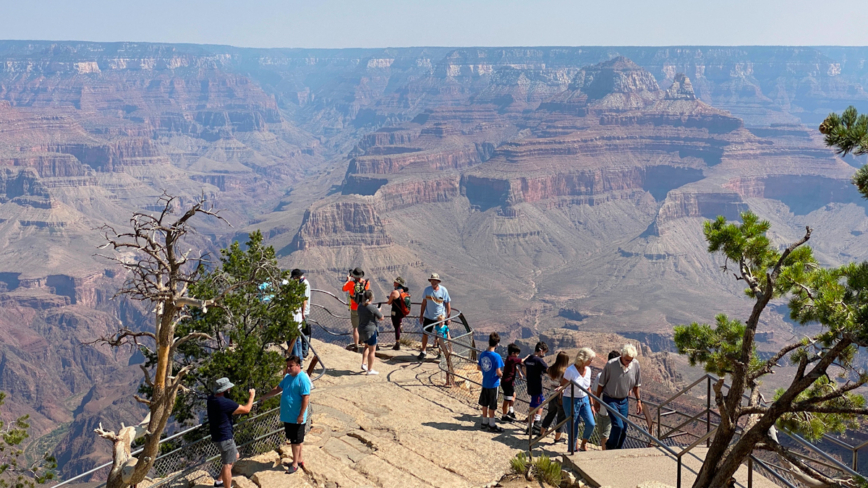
[{"left": 289, "top": 269, "right": 311, "bottom": 361}]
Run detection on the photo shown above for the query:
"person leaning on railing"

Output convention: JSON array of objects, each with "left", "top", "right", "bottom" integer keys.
[
  {"left": 561, "top": 347, "right": 596, "bottom": 452},
  {"left": 593, "top": 343, "right": 642, "bottom": 450}
]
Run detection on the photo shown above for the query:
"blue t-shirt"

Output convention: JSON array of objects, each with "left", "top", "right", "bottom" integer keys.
[
  {"left": 478, "top": 350, "right": 504, "bottom": 389},
  {"left": 279, "top": 372, "right": 312, "bottom": 424},
  {"left": 422, "top": 285, "right": 451, "bottom": 320},
  {"left": 206, "top": 395, "right": 240, "bottom": 442}
]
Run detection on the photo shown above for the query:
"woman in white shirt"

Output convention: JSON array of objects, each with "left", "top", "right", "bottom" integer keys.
[{"left": 560, "top": 347, "right": 596, "bottom": 452}]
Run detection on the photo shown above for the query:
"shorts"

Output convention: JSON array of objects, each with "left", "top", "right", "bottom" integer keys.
[
  {"left": 502, "top": 382, "right": 515, "bottom": 401},
  {"left": 530, "top": 394, "right": 544, "bottom": 409},
  {"left": 284, "top": 422, "right": 306, "bottom": 445},
  {"left": 215, "top": 439, "right": 238, "bottom": 465},
  {"left": 421, "top": 317, "right": 438, "bottom": 337},
  {"left": 478, "top": 387, "right": 499, "bottom": 410},
  {"left": 351, "top": 309, "right": 360, "bottom": 329},
  {"left": 365, "top": 330, "right": 378, "bottom": 346},
  {"left": 595, "top": 413, "right": 613, "bottom": 439}
]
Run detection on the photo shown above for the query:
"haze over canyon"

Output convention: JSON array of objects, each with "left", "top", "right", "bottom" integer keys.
[{"left": 0, "top": 42, "right": 866, "bottom": 474}]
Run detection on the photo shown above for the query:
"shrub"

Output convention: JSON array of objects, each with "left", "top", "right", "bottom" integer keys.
[
  {"left": 509, "top": 452, "right": 527, "bottom": 474},
  {"left": 534, "top": 455, "right": 562, "bottom": 486}
]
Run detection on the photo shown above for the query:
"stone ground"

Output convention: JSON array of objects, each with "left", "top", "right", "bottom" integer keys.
[
  {"left": 194, "top": 339, "right": 583, "bottom": 488},
  {"left": 172, "top": 340, "right": 757, "bottom": 488}
]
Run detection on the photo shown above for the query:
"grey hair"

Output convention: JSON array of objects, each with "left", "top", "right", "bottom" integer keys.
[
  {"left": 574, "top": 347, "right": 596, "bottom": 366},
  {"left": 621, "top": 343, "right": 638, "bottom": 358}
]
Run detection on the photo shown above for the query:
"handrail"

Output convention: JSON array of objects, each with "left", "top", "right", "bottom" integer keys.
[
  {"left": 53, "top": 404, "right": 280, "bottom": 487},
  {"left": 785, "top": 431, "right": 864, "bottom": 479}
]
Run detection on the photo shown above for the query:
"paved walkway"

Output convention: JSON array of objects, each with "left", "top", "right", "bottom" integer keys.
[{"left": 561, "top": 446, "right": 778, "bottom": 488}]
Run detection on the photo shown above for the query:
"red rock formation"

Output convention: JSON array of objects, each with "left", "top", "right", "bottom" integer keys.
[{"left": 291, "top": 198, "right": 393, "bottom": 250}]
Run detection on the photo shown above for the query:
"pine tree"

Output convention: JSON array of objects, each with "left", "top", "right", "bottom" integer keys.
[{"left": 673, "top": 108, "right": 868, "bottom": 487}]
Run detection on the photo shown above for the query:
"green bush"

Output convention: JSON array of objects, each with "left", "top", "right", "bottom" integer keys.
[
  {"left": 509, "top": 452, "right": 527, "bottom": 474},
  {"left": 510, "top": 452, "right": 562, "bottom": 486},
  {"left": 534, "top": 455, "right": 562, "bottom": 486}
]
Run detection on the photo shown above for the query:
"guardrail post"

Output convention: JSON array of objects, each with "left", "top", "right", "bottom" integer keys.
[
  {"left": 677, "top": 456, "right": 682, "bottom": 488},
  {"left": 706, "top": 375, "right": 711, "bottom": 447},
  {"left": 854, "top": 448, "right": 859, "bottom": 472},
  {"left": 748, "top": 456, "right": 753, "bottom": 488},
  {"left": 569, "top": 383, "right": 575, "bottom": 456}
]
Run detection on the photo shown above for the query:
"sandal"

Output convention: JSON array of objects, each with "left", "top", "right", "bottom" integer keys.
[{"left": 286, "top": 465, "right": 299, "bottom": 474}]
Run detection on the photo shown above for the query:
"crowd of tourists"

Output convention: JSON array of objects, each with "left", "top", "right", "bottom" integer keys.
[
  {"left": 477, "top": 334, "right": 642, "bottom": 453},
  {"left": 204, "top": 266, "right": 455, "bottom": 481},
  {"left": 204, "top": 266, "right": 642, "bottom": 482}
]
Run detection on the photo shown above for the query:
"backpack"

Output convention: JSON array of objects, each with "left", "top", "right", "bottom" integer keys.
[
  {"left": 397, "top": 289, "right": 412, "bottom": 316},
  {"left": 352, "top": 279, "right": 368, "bottom": 306}
]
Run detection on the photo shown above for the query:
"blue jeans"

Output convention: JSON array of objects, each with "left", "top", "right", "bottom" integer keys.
[
  {"left": 563, "top": 396, "right": 595, "bottom": 449},
  {"left": 604, "top": 395, "right": 630, "bottom": 449},
  {"left": 290, "top": 332, "right": 309, "bottom": 360}
]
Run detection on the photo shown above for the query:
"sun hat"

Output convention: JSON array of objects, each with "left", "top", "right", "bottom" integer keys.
[
  {"left": 428, "top": 273, "right": 441, "bottom": 281},
  {"left": 394, "top": 276, "right": 406, "bottom": 286},
  {"left": 351, "top": 267, "right": 365, "bottom": 278},
  {"left": 213, "top": 377, "right": 234, "bottom": 394},
  {"left": 290, "top": 268, "right": 304, "bottom": 279}
]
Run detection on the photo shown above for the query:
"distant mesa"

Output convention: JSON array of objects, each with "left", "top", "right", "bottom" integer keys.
[{"left": 571, "top": 56, "right": 661, "bottom": 99}]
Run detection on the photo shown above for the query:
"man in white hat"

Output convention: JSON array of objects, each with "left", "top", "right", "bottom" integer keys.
[
  {"left": 418, "top": 273, "right": 451, "bottom": 360},
  {"left": 207, "top": 378, "right": 255, "bottom": 488}
]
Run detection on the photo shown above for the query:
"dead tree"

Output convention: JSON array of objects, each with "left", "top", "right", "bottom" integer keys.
[{"left": 92, "top": 193, "right": 235, "bottom": 488}]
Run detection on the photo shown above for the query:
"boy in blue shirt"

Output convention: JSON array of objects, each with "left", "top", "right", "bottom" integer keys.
[
  {"left": 477, "top": 332, "right": 505, "bottom": 433},
  {"left": 261, "top": 355, "right": 312, "bottom": 474}
]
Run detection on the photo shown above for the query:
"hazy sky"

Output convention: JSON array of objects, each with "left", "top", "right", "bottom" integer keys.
[{"left": 2, "top": 0, "right": 867, "bottom": 48}]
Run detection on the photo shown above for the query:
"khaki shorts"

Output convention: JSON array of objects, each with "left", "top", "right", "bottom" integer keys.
[
  {"left": 351, "top": 309, "right": 359, "bottom": 328},
  {"left": 595, "top": 414, "right": 612, "bottom": 440}
]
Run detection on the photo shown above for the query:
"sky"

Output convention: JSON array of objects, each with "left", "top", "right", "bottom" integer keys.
[{"left": 1, "top": 0, "right": 867, "bottom": 48}]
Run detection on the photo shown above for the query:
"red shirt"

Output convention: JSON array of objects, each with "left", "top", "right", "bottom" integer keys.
[{"left": 342, "top": 279, "right": 370, "bottom": 310}]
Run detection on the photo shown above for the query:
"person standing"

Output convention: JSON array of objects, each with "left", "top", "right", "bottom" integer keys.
[
  {"left": 357, "top": 290, "right": 383, "bottom": 375},
  {"left": 477, "top": 332, "right": 505, "bottom": 433},
  {"left": 540, "top": 351, "right": 570, "bottom": 444},
  {"left": 500, "top": 343, "right": 523, "bottom": 422},
  {"left": 594, "top": 344, "right": 642, "bottom": 450},
  {"left": 386, "top": 277, "right": 411, "bottom": 350},
  {"left": 417, "top": 273, "right": 451, "bottom": 360},
  {"left": 288, "top": 269, "right": 311, "bottom": 361},
  {"left": 207, "top": 378, "right": 255, "bottom": 488},
  {"left": 592, "top": 350, "right": 621, "bottom": 450},
  {"left": 562, "top": 347, "right": 596, "bottom": 452},
  {"left": 261, "top": 356, "right": 312, "bottom": 474},
  {"left": 342, "top": 268, "right": 369, "bottom": 350},
  {"left": 523, "top": 341, "right": 549, "bottom": 434}
]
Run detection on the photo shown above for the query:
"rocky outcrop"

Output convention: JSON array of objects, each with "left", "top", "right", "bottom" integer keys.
[
  {"left": 656, "top": 190, "right": 749, "bottom": 228},
  {"left": 291, "top": 199, "right": 392, "bottom": 250}
]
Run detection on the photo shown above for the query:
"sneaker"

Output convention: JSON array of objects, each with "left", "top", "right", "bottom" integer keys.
[
  {"left": 214, "top": 481, "right": 224, "bottom": 487},
  {"left": 361, "top": 363, "right": 368, "bottom": 371},
  {"left": 392, "top": 343, "right": 400, "bottom": 351},
  {"left": 417, "top": 351, "right": 427, "bottom": 360},
  {"left": 367, "top": 370, "right": 380, "bottom": 375},
  {"left": 286, "top": 465, "right": 299, "bottom": 474},
  {"left": 507, "top": 411, "right": 517, "bottom": 420},
  {"left": 434, "top": 352, "right": 442, "bottom": 360},
  {"left": 488, "top": 425, "right": 505, "bottom": 433},
  {"left": 501, "top": 415, "right": 513, "bottom": 423},
  {"left": 480, "top": 422, "right": 489, "bottom": 430}
]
